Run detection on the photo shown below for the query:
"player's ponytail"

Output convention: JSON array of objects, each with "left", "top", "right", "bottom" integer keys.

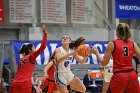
[
  {"left": 69, "top": 43, "right": 75, "bottom": 49},
  {"left": 69, "top": 37, "right": 85, "bottom": 49},
  {"left": 74, "top": 37, "right": 85, "bottom": 49},
  {"left": 116, "top": 23, "right": 131, "bottom": 42},
  {"left": 123, "top": 24, "right": 131, "bottom": 42}
]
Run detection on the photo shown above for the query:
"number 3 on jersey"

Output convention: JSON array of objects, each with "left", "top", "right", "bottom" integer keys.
[{"left": 123, "top": 46, "right": 129, "bottom": 56}]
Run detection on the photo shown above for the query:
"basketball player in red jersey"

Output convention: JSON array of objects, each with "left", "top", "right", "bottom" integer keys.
[
  {"left": 41, "top": 52, "right": 60, "bottom": 93},
  {"left": 91, "top": 23, "right": 140, "bottom": 93},
  {"left": 9, "top": 24, "right": 47, "bottom": 93}
]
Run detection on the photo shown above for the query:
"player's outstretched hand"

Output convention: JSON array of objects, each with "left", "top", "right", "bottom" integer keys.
[{"left": 41, "top": 24, "right": 47, "bottom": 33}]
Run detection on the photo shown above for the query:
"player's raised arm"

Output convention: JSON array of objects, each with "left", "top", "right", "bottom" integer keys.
[{"left": 30, "top": 24, "right": 48, "bottom": 63}]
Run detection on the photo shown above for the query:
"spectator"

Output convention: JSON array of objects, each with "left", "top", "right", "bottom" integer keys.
[
  {"left": 0, "top": 72, "right": 6, "bottom": 93},
  {"left": 83, "top": 69, "right": 101, "bottom": 93},
  {"left": 31, "top": 73, "right": 41, "bottom": 93},
  {"left": 83, "top": 69, "right": 93, "bottom": 88}
]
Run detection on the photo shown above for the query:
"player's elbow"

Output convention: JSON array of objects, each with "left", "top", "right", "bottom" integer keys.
[{"left": 101, "top": 61, "right": 108, "bottom": 66}]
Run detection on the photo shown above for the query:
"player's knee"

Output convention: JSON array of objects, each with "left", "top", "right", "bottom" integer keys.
[{"left": 80, "top": 86, "right": 86, "bottom": 92}]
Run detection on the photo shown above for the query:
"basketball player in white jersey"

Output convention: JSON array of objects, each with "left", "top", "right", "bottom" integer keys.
[
  {"left": 55, "top": 35, "right": 88, "bottom": 93},
  {"left": 100, "top": 60, "right": 113, "bottom": 93}
]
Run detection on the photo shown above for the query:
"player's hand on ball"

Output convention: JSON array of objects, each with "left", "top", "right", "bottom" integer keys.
[
  {"left": 71, "top": 50, "right": 77, "bottom": 56},
  {"left": 90, "top": 46, "right": 99, "bottom": 55}
]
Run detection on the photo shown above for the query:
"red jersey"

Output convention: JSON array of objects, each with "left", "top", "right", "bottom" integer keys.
[
  {"left": 47, "top": 60, "right": 56, "bottom": 81},
  {"left": 112, "top": 39, "right": 134, "bottom": 72},
  {"left": 13, "top": 54, "right": 35, "bottom": 84},
  {"left": 12, "top": 33, "right": 47, "bottom": 86}
]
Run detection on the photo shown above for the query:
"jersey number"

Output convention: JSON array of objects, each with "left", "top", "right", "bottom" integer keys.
[
  {"left": 108, "top": 69, "right": 111, "bottom": 73},
  {"left": 64, "top": 61, "right": 69, "bottom": 67},
  {"left": 123, "top": 46, "right": 129, "bottom": 56}
]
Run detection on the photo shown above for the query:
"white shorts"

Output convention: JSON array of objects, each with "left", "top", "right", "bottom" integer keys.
[
  {"left": 55, "top": 71, "right": 74, "bottom": 87},
  {"left": 104, "top": 75, "right": 112, "bottom": 82}
]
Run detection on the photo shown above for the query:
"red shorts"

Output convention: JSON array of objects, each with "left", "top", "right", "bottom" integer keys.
[
  {"left": 110, "top": 71, "right": 139, "bottom": 93},
  {"left": 9, "top": 82, "right": 32, "bottom": 93},
  {"left": 41, "top": 79, "right": 58, "bottom": 93},
  {"left": 138, "top": 85, "right": 140, "bottom": 93}
]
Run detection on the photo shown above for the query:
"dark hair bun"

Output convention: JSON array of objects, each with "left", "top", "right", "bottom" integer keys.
[
  {"left": 19, "top": 44, "right": 33, "bottom": 55},
  {"left": 19, "top": 44, "right": 27, "bottom": 54}
]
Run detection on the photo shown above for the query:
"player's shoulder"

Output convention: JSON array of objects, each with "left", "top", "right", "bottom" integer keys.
[
  {"left": 106, "top": 42, "right": 114, "bottom": 51},
  {"left": 55, "top": 47, "right": 63, "bottom": 54},
  {"left": 108, "top": 41, "right": 114, "bottom": 46},
  {"left": 56, "top": 47, "right": 61, "bottom": 51}
]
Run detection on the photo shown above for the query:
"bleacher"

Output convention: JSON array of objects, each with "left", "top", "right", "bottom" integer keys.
[
  {"left": 71, "top": 64, "right": 100, "bottom": 80},
  {"left": 34, "top": 64, "right": 100, "bottom": 79}
]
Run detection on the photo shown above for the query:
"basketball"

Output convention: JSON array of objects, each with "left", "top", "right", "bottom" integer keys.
[{"left": 77, "top": 44, "right": 90, "bottom": 56}]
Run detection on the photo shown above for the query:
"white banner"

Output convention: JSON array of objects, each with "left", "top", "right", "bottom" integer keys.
[
  {"left": 10, "top": 0, "right": 36, "bottom": 23},
  {"left": 71, "top": 0, "right": 95, "bottom": 24},
  {"left": 41, "top": 0, "right": 67, "bottom": 23}
]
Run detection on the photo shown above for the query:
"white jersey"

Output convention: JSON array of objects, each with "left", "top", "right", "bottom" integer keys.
[{"left": 56, "top": 47, "right": 73, "bottom": 72}]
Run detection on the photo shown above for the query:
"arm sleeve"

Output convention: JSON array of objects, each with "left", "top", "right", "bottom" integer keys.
[{"left": 30, "top": 32, "right": 47, "bottom": 63}]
